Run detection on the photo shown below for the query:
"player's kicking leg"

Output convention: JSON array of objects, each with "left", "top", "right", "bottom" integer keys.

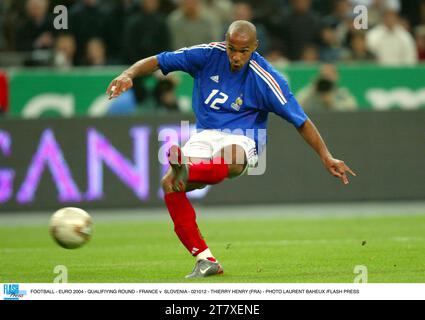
[{"left": 162, "top": 144, "right": 247, "bottom": 279}]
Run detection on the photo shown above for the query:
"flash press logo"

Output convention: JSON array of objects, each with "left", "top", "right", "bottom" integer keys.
[{"left": 3, "top": 284, "right": 27, "bottom": 300}]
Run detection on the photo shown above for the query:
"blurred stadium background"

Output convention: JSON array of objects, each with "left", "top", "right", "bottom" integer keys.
[{"left": 0, "top": 0, "right": 424, "bottom": 283}]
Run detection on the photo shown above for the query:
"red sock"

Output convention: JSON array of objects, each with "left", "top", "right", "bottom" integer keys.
[
  {"left": 188, "top": 157, "right": 229, "bottom": 184},
  {"left": 164, "top": 192, "right": 208, "bottom": 256}
]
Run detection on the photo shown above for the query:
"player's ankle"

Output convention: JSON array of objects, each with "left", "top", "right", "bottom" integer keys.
[
  {"left": 206, "top": 257, "right": 217, "bottom": 263},
  {"left": 196, "top": 248, "right": 216, "bottom": 262}
]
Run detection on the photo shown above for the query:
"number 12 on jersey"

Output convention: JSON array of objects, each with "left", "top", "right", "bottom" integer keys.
[{"left": 204, "top": 90, "right": 229, "bottom": 110}]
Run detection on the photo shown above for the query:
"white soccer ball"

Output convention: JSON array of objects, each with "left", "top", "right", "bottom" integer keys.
[{"left": 49, "top": 207, "right": 93, "bottom": 249}]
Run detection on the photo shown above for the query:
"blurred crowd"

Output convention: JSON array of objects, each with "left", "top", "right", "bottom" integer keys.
[
  {"left": 1, "top": 0, "right": 425, "bottom": 68},
  {"left": 1, "top": 0, "right": 425, "bottom": 115}
]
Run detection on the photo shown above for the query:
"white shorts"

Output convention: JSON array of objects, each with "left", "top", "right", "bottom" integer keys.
[{"left": 181, "top": 130, "right": 258, "bottom": 175}]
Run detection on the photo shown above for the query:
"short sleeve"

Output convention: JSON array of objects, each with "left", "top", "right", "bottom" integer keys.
[
  {"left": 262, "top": 69, "right": 308, "bottom": 128},
  {"left": 157, "top": 45, "right": 211, "bottom": 77}
]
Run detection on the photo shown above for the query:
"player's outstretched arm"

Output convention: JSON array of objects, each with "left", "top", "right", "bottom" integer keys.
[
  {"left": 297, "top": 119, "right": 357, "bottom": 185},
  {"left": 106, "top": 56, "right": 160, "bottom": 99}
]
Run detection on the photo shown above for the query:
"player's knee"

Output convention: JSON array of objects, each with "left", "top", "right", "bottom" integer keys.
[{"left": 228, "top": 163, "right": 246, "bottom": 178}]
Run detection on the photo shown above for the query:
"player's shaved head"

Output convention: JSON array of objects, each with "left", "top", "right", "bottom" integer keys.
[
  {"left": 226, "top": 20, "right": 257, "bottom": 44},
  {"left": 225, "top": 20, "right": 258, "bottom": 72}
]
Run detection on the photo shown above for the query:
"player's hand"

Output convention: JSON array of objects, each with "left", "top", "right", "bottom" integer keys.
[
  {"left": 323, "top": 157, "right": 356, "bottom": 185},
  {"left": 106, "top": 73, "right": 133, "bottom": 100}
]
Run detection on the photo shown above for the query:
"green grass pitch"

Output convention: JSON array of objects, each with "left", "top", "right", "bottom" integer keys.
[{"left": 1, "top": 210, "right": 425, "bottom": 283}]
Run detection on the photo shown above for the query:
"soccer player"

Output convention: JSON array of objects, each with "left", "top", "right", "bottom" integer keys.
[{"left": 107, "top": 20, "right": 356, "bottom": 279}]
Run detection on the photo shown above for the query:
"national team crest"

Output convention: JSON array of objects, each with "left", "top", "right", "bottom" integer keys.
[{"left": 231, "top": 95, "right": 243, "bottom": 111}]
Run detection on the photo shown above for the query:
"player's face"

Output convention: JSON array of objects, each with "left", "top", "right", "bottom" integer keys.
[{"left": 226, "top": 34, "right": 258, "bottom": 72}]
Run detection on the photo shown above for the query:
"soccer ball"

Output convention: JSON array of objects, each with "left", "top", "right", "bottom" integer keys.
[{"left": 49, "top": 207, "right": 93, "bottom": 249}]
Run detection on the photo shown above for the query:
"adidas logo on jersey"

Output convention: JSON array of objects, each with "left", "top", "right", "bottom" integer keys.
[{"left": 210, "top": 75, "right": 219, "bottom": 83}]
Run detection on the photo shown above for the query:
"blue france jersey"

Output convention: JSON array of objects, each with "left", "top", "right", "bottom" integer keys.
[{"left": 157, "top": 42, "right": 308, "bottom": 151}]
